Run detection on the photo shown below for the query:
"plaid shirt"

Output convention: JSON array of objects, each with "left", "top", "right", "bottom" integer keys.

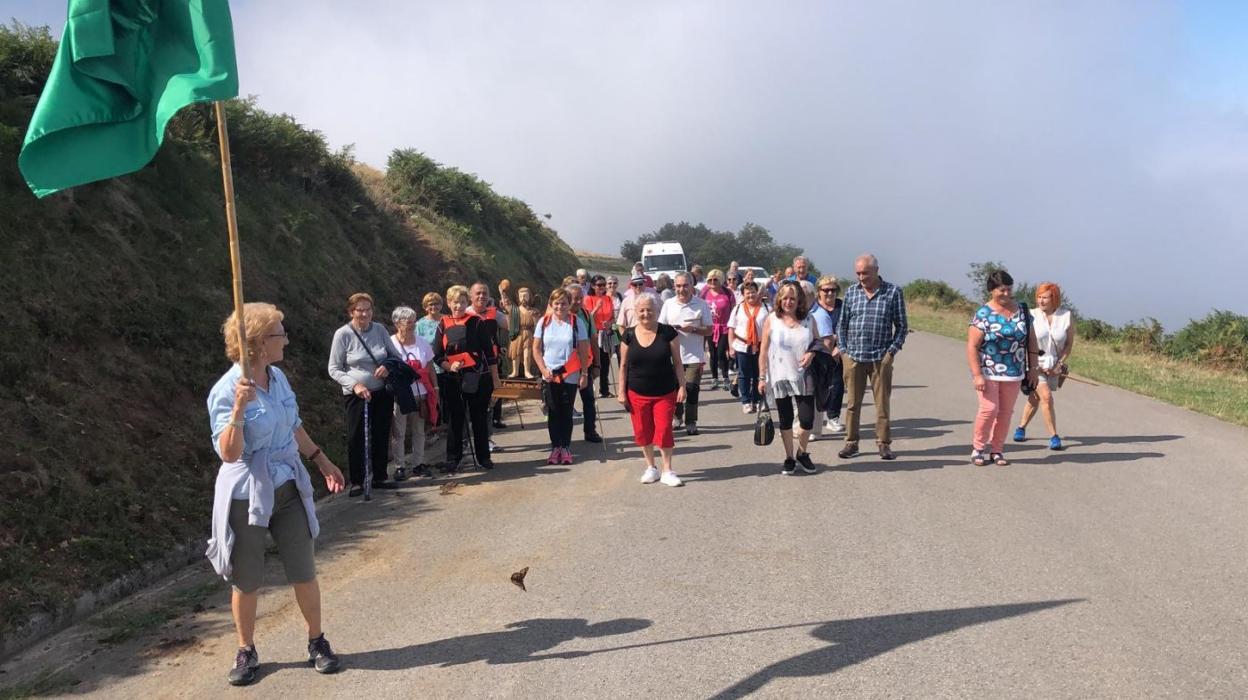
[{"left": 837, "top": 279, "right": 908, "bottom": 362}]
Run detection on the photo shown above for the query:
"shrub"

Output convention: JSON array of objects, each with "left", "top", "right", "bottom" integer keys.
[
  {"left": 1164, "top": 310, "right": 1248, "bottom": 372},
  {"left": 905, "top": 279, "right": 973, "bottom": 311},
  {"left": 1076, "top": 317, "right": 1117, "bottom": 342},
  {"left": 1117, "top": 318, "right": 1165, "bottom": 353}
]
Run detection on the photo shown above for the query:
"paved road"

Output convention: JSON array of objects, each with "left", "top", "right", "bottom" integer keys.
[{"left": 8, "top": 330, "right": 1248, "bottom": 698}]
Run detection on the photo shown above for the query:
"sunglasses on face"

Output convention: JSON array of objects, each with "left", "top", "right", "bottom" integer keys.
[{"left": 820, "top": 288, "right": 839, "bottom": 294}]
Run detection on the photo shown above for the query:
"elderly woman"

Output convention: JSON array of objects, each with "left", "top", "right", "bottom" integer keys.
[
  {"left": 700, "top": 269, "right": 734, "bottom": 390},
  {"left": 966, "top": 270, "right": 1039, "bottom": 466},
  {"left": 619, "top": 294, "right": 687, "bottom": 486},
  {"left": 810, "top": 275, "right": 845, "bottom": 434},
  {"left": 1015, "top": 282, "right": 1075, "bottom": 450},
  {"left": 534, "top": 287, "right": 591, "bottom": 464},
  {"left": 207, "top": 303, "right": 346, "bottom": 686},
  {"left": 389, "top": 306, "right": 438, "bottom": 481},
  {"left": 727, "top": 280, "right": 769, "bottom": 413},
  {"left": 433, "top": 285, "right": 498, "bottom": 472},
  {"left": 656, "top": 273, "right": 674, "bottom": 301},
  {"left": 328, "top": 292, "right": 399, "bottom": 495},
  {"left": 758, "top": 281, "right": 819, "bottom": 475}
]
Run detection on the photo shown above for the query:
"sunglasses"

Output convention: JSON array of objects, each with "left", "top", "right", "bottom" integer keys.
[{"left": 819, "top": 288, "right": 839, "bottom": 293}]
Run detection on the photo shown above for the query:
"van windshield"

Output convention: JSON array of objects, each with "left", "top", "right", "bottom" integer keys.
[{"left": 643, "top": 254, "right": 685, "bottom": 272}]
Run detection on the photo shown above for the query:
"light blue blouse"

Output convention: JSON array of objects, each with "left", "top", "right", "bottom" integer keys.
[{"left": 207, "top": 364, "right": 301, "bottom": 499}]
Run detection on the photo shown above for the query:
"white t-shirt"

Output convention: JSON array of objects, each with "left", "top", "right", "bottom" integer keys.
[
  {"left": 534, "top": 315, "right": 588, "bottom": 383},
  {"left": 390, "top": 334, "right": 434, "bottom": 397},
  {"left": 727, "top": 302, "right": 770, "bottom": 354},
  {"left": 658, "top": 296, "right": 712, "bottom": 365}
]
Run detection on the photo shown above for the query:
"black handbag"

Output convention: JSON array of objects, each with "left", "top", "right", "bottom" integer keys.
[
  {"left": 460, "top": 367, "right": 483, "bottom": 394},
  {"left": 1019, "top": 303, "right": 1037, "bottom": 396},
  {"left": 753, "top": 397, "right": 775, "bottom": 446}
]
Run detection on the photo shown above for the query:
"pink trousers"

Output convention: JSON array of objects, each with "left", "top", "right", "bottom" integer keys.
[{"left": 973, "top": 380, "right": 1022, "bottom": 453}]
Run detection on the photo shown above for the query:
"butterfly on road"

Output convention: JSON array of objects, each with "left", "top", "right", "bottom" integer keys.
[
  {"left": 510, "top": 566, "right": 529, "bottom": 591},
  {"left": 439, "top": 481, "right": 461, "bottom": 496}
]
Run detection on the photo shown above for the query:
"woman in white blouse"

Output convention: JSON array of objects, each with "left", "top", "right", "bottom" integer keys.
[
  {"left": 389, "top": 306, "right": 438, "bottom": 480},
  {"left": 758, "top": 281, "right": 819, "bottom": 475},
  {"left": 1014, "top": 282, "right": 1075, "bottom": 450}
]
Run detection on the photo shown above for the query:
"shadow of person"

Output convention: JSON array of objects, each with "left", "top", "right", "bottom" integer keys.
[
  {"left": 710, "top": 600, "right": 1079, "bottom": 699},
  {"left": 345, "top": 617, "right": 652, "bottom": 670}
]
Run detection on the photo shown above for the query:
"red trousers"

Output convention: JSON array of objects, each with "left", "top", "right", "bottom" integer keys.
[{"left": 627, "top": 389, "right": 678, "bottom": 448}]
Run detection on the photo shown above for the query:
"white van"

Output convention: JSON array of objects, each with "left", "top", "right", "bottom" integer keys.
[{"left": 640, "top": 242, "right": 687, "bottom": 282}]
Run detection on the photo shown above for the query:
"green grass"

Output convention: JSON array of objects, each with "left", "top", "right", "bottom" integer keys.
[
  {"left": 90, "top": 580, "right": 223, "bottom": 645},
  {"left": 909, "top": 302, "right": 1248, "bottom": 427}
]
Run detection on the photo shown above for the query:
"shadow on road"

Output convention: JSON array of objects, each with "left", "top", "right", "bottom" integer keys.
[
  {"left": 344, "top": 617, "right": 653, "bottom": 670},
  {"left": 707, "top": 599, "right": 1081, "bottom": 698}
]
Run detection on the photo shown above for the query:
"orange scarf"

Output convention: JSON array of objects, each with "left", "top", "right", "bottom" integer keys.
[{"left": 743, "top": 302, "right": 762, "bottom": 350}]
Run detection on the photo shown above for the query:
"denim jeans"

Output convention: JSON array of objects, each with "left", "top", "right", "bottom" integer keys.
[{"left": 736, "top": 351, "right": 760, "bottom": 405}]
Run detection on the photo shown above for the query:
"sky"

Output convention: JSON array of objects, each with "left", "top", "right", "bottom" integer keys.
[{"left": 5, "top": 1, "right": 1247, "bottom": 329}]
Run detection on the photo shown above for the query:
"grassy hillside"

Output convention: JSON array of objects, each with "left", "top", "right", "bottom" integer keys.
[{"left": 0, "top": 24, "right": 578, "bottom": 635}]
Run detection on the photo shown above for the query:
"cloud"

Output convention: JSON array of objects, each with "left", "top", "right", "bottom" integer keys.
[{"left": 19, "top": 0, "right": 1246, "bottom": 327}]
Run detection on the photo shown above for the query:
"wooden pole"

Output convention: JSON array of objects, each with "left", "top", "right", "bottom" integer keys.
[{"left": 214, "top": 101, "right": 249, "bottom": 379}]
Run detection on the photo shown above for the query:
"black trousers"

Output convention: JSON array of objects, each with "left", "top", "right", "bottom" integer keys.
[
  {"left": 776, "top": 394, "right": 815, "bottom": 431},
  {"left": 824, "top": 356, "right": 845, "bottom": 418},
  {"left": 707, "top": 335, "right": 730, "bottom": 380},
  {"left": 578, "top": 381, "right": 598, "bottom": 438},
  {"left": 443, "top": 374, "right": 493, "bottom": 466},
  {"left": 597, "top": 347, "right": 613, "bottom": 395},
  {"left": 543, "top": 381, "right": 578, "bottom": 448},
  {"left": 343, "top": 388, "right": 394, "bottom": 486}
]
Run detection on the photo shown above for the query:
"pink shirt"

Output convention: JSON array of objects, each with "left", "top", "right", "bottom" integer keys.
[{"left": 700, "top": 287, "right": 735, "bottom": 341}]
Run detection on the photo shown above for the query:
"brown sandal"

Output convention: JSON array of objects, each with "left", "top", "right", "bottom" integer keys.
[{"left": 972, "top": 451, "right": 988, "bottom": 467}]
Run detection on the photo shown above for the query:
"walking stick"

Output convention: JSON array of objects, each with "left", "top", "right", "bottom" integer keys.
[{"left": 363, "top": 401, "right": 373, "bottom": 502}]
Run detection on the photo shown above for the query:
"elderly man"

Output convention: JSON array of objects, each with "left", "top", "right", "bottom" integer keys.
[
  {"left": 470, "top": 282, "right": 508, "bottom": 452},
  {"left": 575, "top": 269, "right": 591, "bottom": 296},
  {"left": 659, "top": 272, "right": 712, "bottom": 435},
  {"left": 787, "top": 256, "right": 817, "bottom": 285},
  {"left": 836, "top": 254, "right": 908, "bottom": 460},
  {"left": 629, "top": 262, "right": 655, "bottom": 288}
]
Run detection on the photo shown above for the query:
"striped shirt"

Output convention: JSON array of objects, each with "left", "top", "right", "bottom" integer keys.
[{"left": 837, "top": 279, "right": 908, "bottom": 362}]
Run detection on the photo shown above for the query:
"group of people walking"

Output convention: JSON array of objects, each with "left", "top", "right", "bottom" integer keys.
[{"left": 201, "top": 251, "right": 1075, "bottom": 685}]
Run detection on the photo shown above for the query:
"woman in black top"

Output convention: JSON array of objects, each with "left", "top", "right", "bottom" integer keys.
[
  {"left": 432, "top": 285, "right": 499, "bottom": 473},
  {"left": 617, "top": 294, "right": 687, "bottom": 487}
]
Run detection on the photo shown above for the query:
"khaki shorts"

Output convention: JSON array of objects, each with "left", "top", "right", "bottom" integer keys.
[{"left": 228, "top": 481, "right": 316, "bottom": 593}]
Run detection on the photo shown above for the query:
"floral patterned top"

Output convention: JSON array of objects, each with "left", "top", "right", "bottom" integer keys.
[{"left": 970, "top": 304, "right": 1028, "bottom": 381}]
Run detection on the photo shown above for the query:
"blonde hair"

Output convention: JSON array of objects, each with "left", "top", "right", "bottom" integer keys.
[
  {"left": 773, "top": 282, "right": 810, "bottom": 321},
  {"left": 816, "top": 275, "right": 839, "bottom": 291},
  {"left": 707, "top": 268, "right": 724, "bottom": 282},
  {"left": 445, "top": 285, "right": 470, "bottom": 304},
  {"left": 345, "top": 292, "right": 374, "bottom": 314},
  {"left": 421, "top": 292, "right": 443, "bottom": 308},
  {"left": 222, "top": 303, "right": 284, "bottom": 363}
]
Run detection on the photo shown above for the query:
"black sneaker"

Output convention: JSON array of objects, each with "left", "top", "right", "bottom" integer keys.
[
  {"left": 479, "top": 460, "right": 495, "bottom": 470},
  {"left": 729, "top": 383, "right": 739, "bottom": 398},
  {"left": 685, "top": 422, "right": 699, "bottom": 436},
  {"left": 393, "top": 466, "right": 408, "bottom": 482},
  {"left": 795, "top": 452, "right": 817, "bottom": 474},
  {"left": 348, "top": 486, "right": 363, "bottom": 498},
  {"left": 227, "top": 645, "right": 259, "bottom": 686},
  {"left": 307, "top": 634, "right": 341, "bottom": 674},
  {"left": 584, "top": 432, "right": 603, "bottom": 443},
  {"left": 440, "top": 461, "right": 460, "bottom": 475},
  {"left": 781, "top": 459, "right": 797, "bottom": 476},
  {"left": 492, "top": 420, "right": 507, "bottom": 430}
]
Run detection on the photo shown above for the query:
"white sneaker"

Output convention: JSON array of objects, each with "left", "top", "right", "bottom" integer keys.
[
  {"left": 659, "top": 471, "right": 684, "bottom": 487},
  {"left": 827, "top": 418, "right": 845, "bottom": 434},
  {"left": 673, "top": 415, "right": 684, "bottom": 429},
  {"left": 640, "top": 466, "right": 660, "bottom": 484},
  {"left": 488, "top": 440, "right": 499, "bottom": 453},
  {"left": 742, "top": 404, "right": 752, "bottom": 415}
]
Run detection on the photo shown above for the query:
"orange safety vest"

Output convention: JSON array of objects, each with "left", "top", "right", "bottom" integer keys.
[{"left": 439, "top": 315, "right": 477, "bottom": 369}]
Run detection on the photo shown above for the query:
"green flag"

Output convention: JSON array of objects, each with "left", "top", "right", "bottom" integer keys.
[{"left": 19, "top": 0, "right": 239, "bottom": 198}]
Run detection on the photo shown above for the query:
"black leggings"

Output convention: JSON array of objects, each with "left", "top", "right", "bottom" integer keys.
[
  {"left": 543, "top": 381, "right": 578, "bottom": 448},
  {"left": 344, "top": 389, "right": 394, "bottom": 485},
  {"left": 707, "top": 335, "right": 729, "bottom": 380},
  {"left": 775, "top": 395, "right": 815, "bottom": 431}
]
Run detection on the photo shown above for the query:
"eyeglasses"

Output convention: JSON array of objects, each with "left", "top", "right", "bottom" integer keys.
[
  {"left": 266, "top": 332, "right": 288, "bottom": 339},
  {"left": 819, "top": 288, "right": 839, "bottom": 294},
  {"left": 595, "top": 283, "right": 606, "bottom": 288}
]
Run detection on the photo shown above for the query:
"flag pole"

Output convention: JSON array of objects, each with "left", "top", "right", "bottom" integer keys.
[{"left": 214, "top": 100, "right": 249, "bottom": 379}]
